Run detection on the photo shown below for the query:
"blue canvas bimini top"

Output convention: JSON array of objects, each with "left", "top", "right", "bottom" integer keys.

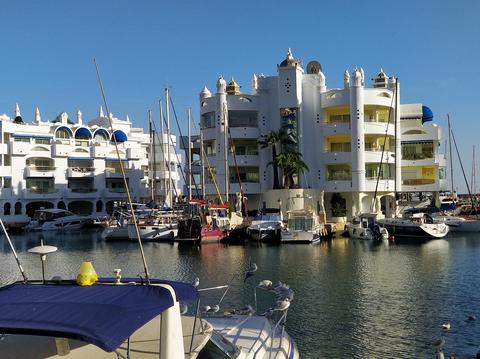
[{"left": 0, "top": 282, "right": 196, "bottom": 352}]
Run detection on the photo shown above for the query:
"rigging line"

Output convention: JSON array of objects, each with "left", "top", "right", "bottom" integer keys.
[
  {"left": 190, "top": 114, "right": 224, "bottom": 203},
  {"left": 225, "top": 106, "right": 248, "bottom": 214},
  {"left": 168, "top": 94, "right": 201, "bottom": 197},
  {"left": 450, "top": 122, "right": 477, "bottom": 216},
  {"left": 371, "top": 81, "right": 397, "bottom": 212},
  {"left": 152, "top": 109, "right": 182, "bottom": 200},
  {"left": 93, "top": 59, "right": 150, "bottom": 284}
]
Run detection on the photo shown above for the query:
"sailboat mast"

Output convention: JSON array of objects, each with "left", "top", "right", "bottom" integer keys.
[
  {"left": 472, "top": 145, "right": 476, "bottom": 196},
  {"left": 394, "top": 79, "right": 399, "bottom": 216},
  {"left": 223, "top": 105, "right": 229, "bottom": 202},
  {"left": 200, "top": 127, "right": 205, "bottom": 199},
  {"left": 148, "top": 110, "right": 154, "bottom": 202},
  {"left": 448, "top": 114, "right": 454, "bottom": 195},
  {"left": 188, "top": 108, "right": 192, "bottom": 201},
  {"left": 159, "top": 100, "right": 165, "bottom": 205},
  {"left": 165, "top": 88, "right": 172, "bottom": 207}
]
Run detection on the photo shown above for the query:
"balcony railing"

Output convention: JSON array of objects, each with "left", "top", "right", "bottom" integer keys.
[
  {"left": 105, "top": 167, "right": 131, "bottom": 174},
  {"left": 327, "top": 172, "right": 352, "bottom": 181},
  {"left": 107, "top": 188, "right": 127, "bottom": 193},
  {"left": 27, "top": 188, "right": 57, "bottom": 194},
  {"left": 402, "top": 153, "right": 434, "bottom": 160},
  {"left": 70, "top": 188, "right": 97, "bottom": 193},
  {"left": 402, "top": 179, "right": 436, "bottom": 185},
  {"left": 70, "top": 167, "right": 95, "bottom": 173},
  {"left": 28, "top": 166, "right": 55, "bottom": 172}
]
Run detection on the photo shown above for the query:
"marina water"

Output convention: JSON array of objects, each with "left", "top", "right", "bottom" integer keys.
[{"left": 1, "top": 230, "right": 480, "bottom": 358}]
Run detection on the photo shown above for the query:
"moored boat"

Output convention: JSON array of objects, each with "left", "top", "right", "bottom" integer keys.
[
  {"left": 25, "top": 209, "right": 91, "bottom": 231},
  {"left": 346, "top": 212, "right": 389, "bottom": 241},
  {"left": 377, "top": 212, "right": 449, "bottom": 240}
]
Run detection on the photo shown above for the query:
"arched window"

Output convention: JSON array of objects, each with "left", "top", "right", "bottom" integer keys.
[
  {"left": 4, "top": 202, "right": 11, "bottom": 215},
  {"left": 55, "top": 127, "right": 72, "bottom": 140},
  {"left": 58, "top": 201, "right": 66, "bottom": 210},
  {"left": 96, "top": 200, "right": 103, "bottom": 213},
  {"left": 14, "top": 202, "right": 21, "bottom": 215}
]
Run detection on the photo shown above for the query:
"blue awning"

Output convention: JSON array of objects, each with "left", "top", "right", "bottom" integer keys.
[
  {"left": 93, "top": 128, "right": 110, "bottom": 138},
  {"left": 0, "top": 281, "right": 196, "bottom": 352},
  {"left": 11, "top": 134, "right": 52, "bottom": 139},
  {"left": 111, "top": 130, "right": 128, "bottom": 143},
  {"left": 75, "top": 127, "right": 92, "bottom": 139},
  {"left": 105, "top": 157, "right": 129, "bottom": 161},
  {"left": 422, "top": 105, "right": 433, "bottom": 123}
]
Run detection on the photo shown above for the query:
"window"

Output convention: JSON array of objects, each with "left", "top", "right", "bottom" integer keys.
[
  {"left": 201, "top": 112, "right": 215, "bottom": 128},
  {"left": 3, "top": 177, "right": 11, "bottom": 188},
  {"left": 4, "top": 155, "right": 10, "bottom": 166},
  {"left": 232, "top": 140, "right": 258, "bottom": 155},
  {"left": 14, "top": 202, "right": 21, "bottom": 215},
  {"left": 365, "top": 163, "right": 394, "bottom": 180},
  {"left": 14, "top": 137, "right": 30, "bottom": 142},
  {"left": 4, "top": 203, "right": 10, "bottom": 215},
  {"left": 326, "top": 164, "right": 352, "bottom": 181},
  {"left": 204, "top": 140, "right": 215, "bottom": 156},
  {"left": 3, "top": 133, "right": 10, "bottom": 143},
  {"left": 35, "top": 138, "right": 50, "bottom": 144},
  {"left": 205, "top": 168, "right": 216, "bottom": 184},
  {"left": 330, "top": 142, "right": 351, "bottom": 152},
  {"left": 26, "top": 178, "right": 55, "bottom": 193},
  {"left": 439, "top": 167, "right": 446, "bottom": 180},
  {"left": 229, "top": 166, "right": 259, "bottom": 183},
  {"left": 228, "top": 111, "right": 258, "bottom": 127},
  {"left": 329, "top": 114, "right": 350, "bottom": 123}
]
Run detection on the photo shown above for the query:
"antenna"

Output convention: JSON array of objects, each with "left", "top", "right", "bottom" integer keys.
[{"left": 93, "top": 59, "right": 151, "bottom": 284}]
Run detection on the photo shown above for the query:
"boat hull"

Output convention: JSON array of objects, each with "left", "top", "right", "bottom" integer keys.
[
  {"left": 378, "top": 219, "right": 449, "bottom": 239},
  {"left": 127, "top": 224, "right": 177, "bottom": 242}
]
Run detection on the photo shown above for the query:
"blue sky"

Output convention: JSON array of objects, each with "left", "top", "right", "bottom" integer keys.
[{"left": 1, "top": 1, "right": 479, "bottom": 192}]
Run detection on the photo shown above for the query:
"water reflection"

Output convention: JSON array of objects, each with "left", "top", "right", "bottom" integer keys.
[{"left": 1, "top": 231, "right": 480, "bottom": 357}]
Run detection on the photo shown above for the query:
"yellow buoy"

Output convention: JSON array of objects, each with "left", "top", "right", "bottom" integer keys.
[{"left": 76, "top": 261, "right": 98, "bottom": 286}]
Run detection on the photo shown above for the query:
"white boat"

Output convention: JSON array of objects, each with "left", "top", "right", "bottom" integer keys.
[
  {"left": 346, "top": 213, "right": 389, "bottom": 241},
  {"left": 377, "top": 213, "right": 449, "bottom": 240},
  {"left": 281, "top": 209, "right": 322, "bottom": 244},
  {"left": 0, "top": 259, "right": 300, "bottom": 359},
  {"left": 127, "top": 222, "right": 178, "bottom": 242},
  {"left": 247, "top": 213, "right": 283, "bottom": 242},
  {"left": 25, "top": 209, "right": 90, "bottom": 231},
  {"left": 432, "top": 214, "right": 480, "bottom": 232}
]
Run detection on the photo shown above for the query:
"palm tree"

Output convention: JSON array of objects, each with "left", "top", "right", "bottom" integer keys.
[
  {"left": 258, "top": 129, "right": 295, "bottom": 189},
  {"left": 273, "top": 151, "right": 309, "bottom": 189}
]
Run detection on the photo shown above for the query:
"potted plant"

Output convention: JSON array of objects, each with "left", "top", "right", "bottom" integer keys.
[{"left": 330, "top": 193, "right": 347, "bottom": 223}]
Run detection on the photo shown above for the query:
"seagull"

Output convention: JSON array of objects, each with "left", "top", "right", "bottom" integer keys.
[
  {"left": 201, "top": 305, "right": 211, "bottom": 313},
  {"left": 208, "top": 305, "right": 220, "bottom": 313},
  {"left": 442, "top": 322, "right": 451, "bottom": 330},
  {"left": 431, "top": 337, "right": 445, "bottom": 349},
  {"left": 257, "top": 280, "right": 273, "bottom": 290},
  {"left": 467, "top": 315, "right": 477, "bottom": 321},
  {"left": 192, "top": 277, "right": 200, "bottom": 288},
  {"left": 244, "top": 262, "right": 258, "bottom": 282},
  {"left": 274, "top": 298, "right": 291, "bottom": 312}
]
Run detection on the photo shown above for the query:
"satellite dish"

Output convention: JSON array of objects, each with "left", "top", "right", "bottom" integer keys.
[{"left": 306, "top": 60, "right": 322, "bottom": 74}]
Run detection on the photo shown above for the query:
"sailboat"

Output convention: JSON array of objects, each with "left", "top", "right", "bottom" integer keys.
[{"left": 431, "top": 116, "right": 480, "bottom": 232}]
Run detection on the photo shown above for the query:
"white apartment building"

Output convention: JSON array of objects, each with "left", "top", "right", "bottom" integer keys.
[
  {"left": 0, "top": 104, "right": 180, "bottom": 227},
  {"left": 198, "top": 49, "right": 446, "bottom": 218}
]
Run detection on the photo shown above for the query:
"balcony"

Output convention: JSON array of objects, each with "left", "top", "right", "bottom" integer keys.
[
  {"left": 401, "top": 179, "right": 439, "bottom": 192},
  {"left": 229, "top": 127, "right": 260, "bottom": 139},
  {"left": 364, "top": 122, "right": 395, "bottom": 136},
  {"left": 65, "top": 188, "right": 98, "bottom": 198},
  {"left": 323, "top": 122, "right": 351, "bottom": 136},
  {"left": 401, "top": 153, "right": 439, "bottom": 166},
  {"left": 105, "top": 167, "right": 131, "bottom": 178},
  {"left": 52, "top": 143, "right": 72, "bottom": 157},
  {"left": 10, "top": 141, "right": 31, "bottom": 155},
  {"left": 365, "top": 179, "right": 395, "bottom": 192},
  {"left": 323, "top": 152, "right": 351, "bottom": 164},
  {"left": 25, "top": 166, "right": 56, "bottom": 178},
  {"left": 67, "top": 167, "right": 95, "bottom": 178},
  {"left": 24, "top": 188, "right": 60, "bottom": 199},
  {"left": 127, "top": 147, "right": 143, "bottom": 160}
]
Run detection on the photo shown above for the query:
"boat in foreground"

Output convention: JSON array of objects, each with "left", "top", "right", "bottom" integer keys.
[{"left": 0, "top": 270, "right": 299, "bottom": 359}]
